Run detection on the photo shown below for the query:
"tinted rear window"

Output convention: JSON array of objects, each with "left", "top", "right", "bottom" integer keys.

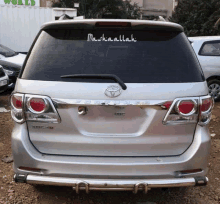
[{"left": 21, "top": 29, "right": 204, "bottom": 83}]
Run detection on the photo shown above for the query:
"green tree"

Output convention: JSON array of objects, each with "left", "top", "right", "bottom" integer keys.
[
  {"left": 52, "top": 0, "right": 141, "bottom": 19},
  {"left": 169, "top": 0, "right": 220, "bottom": 36}
]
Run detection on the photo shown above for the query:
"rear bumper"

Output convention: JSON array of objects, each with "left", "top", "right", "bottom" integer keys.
[
  {"left": 12, "top": 123, "right": 210, "bottom": 183},
  {"left": 14, "top": 174, "right": 208, "bottom": 193}
]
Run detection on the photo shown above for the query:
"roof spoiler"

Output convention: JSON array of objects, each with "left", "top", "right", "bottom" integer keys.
[{"left": 58, "top": 14, "right": 166, "bottom": 22}]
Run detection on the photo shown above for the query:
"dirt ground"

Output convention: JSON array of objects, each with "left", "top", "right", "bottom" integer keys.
[{"left": 0, "top": 91, "right": 220, "bottom": 204}]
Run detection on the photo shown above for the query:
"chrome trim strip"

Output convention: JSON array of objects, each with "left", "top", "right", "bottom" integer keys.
[
  {"left": 52, "top": 98, "right": 169, "bottom": 106},
  {"left": 25, "top": 175, "right": 207, "bottom": 193}
]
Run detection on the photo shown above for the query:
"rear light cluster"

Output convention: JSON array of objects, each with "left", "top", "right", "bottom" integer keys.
[
  {"left": 11, "top": 93, "right": 60, "bottom": 124},
  {"left": 162, "top": 95, "right": 213, "bottom": 126}
]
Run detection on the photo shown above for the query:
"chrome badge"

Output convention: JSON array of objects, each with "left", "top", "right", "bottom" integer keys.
[{"left": 105, "top": 85, "right": 122, "bottom": 98}]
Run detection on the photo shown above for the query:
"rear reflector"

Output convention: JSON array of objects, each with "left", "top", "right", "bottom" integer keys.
[
  {"left": 19, "top": 166, "right": 42, "bottom": 172},
  {"left": 95, "top": 22, "right": 131, "bottom": 27},
  {"left": 179, "top": 169, "right": 203, "bottom": 174}
]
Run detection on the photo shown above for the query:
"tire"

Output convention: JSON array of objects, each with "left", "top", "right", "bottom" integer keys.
[{"left": 207, "top": 79, "right": 220, "bottom": 101}]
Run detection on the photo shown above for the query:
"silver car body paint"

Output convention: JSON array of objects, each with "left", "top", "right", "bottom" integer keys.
[
  {"left": 14, "top": 79, "right": 208, "bottom": 157},
  {"left": 12, "top": 122, "right": 210, "bottom": 177}
]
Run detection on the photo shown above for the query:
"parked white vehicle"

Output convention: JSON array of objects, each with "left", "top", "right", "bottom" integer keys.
[{"left": 189, "top": 36, "right": 220, "bottom": 101}]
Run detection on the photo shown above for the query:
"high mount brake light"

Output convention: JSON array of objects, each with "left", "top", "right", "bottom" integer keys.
[
  {"left": 10, "top": 94, "right": 60, "bottom": 124},
  {"left": 95, "top": 22, "right": 131, "bottom": 27}
]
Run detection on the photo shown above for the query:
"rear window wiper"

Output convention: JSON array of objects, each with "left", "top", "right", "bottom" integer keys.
[{"left": 60, "top": 74, "right": 127, "bottom": 90}]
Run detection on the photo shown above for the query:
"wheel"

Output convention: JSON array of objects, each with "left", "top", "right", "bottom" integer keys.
[{"left": 207, "top": 79, "right": 220, "bottom": 101}]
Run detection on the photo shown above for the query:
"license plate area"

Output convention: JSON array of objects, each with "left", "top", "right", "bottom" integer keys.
[{"left": 73, "top": 105, "right": 150, "bottom": 137}]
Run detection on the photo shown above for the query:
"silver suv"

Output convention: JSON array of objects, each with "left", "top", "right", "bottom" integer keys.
[{"left": 11, "top": 19, "right": 213, "bottom": 193}]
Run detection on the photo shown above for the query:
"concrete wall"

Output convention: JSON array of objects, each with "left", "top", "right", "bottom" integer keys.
[{"left": 131, "top": 0, "right": 174, "bottom": 19}]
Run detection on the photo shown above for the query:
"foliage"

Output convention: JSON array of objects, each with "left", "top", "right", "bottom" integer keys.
[
  {"left": 169, "top": 0, "right": 220, "bottom": 36},
  {"left": 52, "top": 0, "right": 141, "bottom": 19}
]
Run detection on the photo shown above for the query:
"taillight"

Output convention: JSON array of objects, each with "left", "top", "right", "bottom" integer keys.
[
  {"left": 10, "top": 93, "right": 25, "bottom": 123},
  {"left": 27, "top": 98, "right": 48, "bottom": 113},
  {"left": 11, "top": 94, "right": 60, "bottom": 123},
  {"left": 11, "top": 94, "right": 23, "bottom": 109},
  {"left": 201, "top": 97, "right": 213, "bottom": 112},
  {"left": 161, "top": 101, "right": 172, "bottom": 109},
  {"left": 162, "top": 96, "right": 213, "bottom": 126},
  {"left": 199, "top": 96, "right": 214, "bottom": 126},
  {"left": 176, "top": 100, "right": 197, "bottom": 116}
]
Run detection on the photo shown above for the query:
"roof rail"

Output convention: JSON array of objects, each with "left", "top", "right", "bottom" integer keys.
[{"left": 58, "top": 14, "right": 74, "bottom": 20}]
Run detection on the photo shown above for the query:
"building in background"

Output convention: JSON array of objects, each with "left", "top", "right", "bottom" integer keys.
[
  {"left": 0, "top": 0, "right": 178, "bottom": 19},
  {"left": 131, "top": 0, "right": 175, "bottom": 19}
]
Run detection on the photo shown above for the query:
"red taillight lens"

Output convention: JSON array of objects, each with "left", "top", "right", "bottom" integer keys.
[
  {"left": 177, "top": 100, "right": 196, "bottom": 115},
  {"left": 161, "top": 101, "right": 172, "bottom": 109},
  {"left": 29, "top": 98, "right": 46, "bottom": 113},
  {"left": 201, "top": 98, "right": 212, "bottom": 112},
  {"left": 11, "top": 95, "right": 22, "bottom": 109}
]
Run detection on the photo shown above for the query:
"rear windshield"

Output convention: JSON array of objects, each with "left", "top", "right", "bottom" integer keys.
[{"left": 21, "top": 29, "right": 204, "bottom": 83}]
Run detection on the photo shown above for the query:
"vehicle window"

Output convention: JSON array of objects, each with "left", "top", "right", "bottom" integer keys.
[
  {"left": 199, "top": 41, "right": 220, "bottom": 56},
  {"left": 0, "top": 44, "right": 17, "bottom": 57},
  {"left": 21, "top": 29, "right": 204, "bottom": 83}
]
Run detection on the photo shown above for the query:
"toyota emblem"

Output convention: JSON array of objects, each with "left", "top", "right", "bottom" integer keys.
[{"left": 105, "top": 85, "right": 122, "bottom": 98}]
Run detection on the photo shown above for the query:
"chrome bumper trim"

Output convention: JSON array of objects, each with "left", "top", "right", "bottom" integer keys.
[{"left": 22, "top": 175, "right": 208, "bottom": 193}]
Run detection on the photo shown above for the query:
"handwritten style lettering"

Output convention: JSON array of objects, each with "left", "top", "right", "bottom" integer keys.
[{"left": 87, "top": 34, "right": 137, "bottom": 42}]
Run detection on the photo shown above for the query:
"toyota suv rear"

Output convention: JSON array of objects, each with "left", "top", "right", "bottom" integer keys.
[{"left": 11, "top": 19, "right": 213, "bottom": 193}]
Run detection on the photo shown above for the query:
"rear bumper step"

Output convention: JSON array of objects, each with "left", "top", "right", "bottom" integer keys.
[{"left": 14, "top": 174, "right": 208, "bottom": 194}]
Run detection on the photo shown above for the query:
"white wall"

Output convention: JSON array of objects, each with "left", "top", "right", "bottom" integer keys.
[
  {"left": 0, "top": 5, "right": 52, "bottom": 52},
  {"left": 0, "top": 5, "right": 77, "bottom": 52}
]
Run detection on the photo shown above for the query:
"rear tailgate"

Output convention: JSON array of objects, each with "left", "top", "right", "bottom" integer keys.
[
  {"left": 18, "top": 20, "right": 206, "bottom": 157},
  {"left": 16, "top": 80, "right": 208, "bottom": 157}
]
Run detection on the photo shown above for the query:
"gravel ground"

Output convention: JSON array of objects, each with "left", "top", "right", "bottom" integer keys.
[{"left": 0, "top": 91, "right": 220, "bottom": 204}]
